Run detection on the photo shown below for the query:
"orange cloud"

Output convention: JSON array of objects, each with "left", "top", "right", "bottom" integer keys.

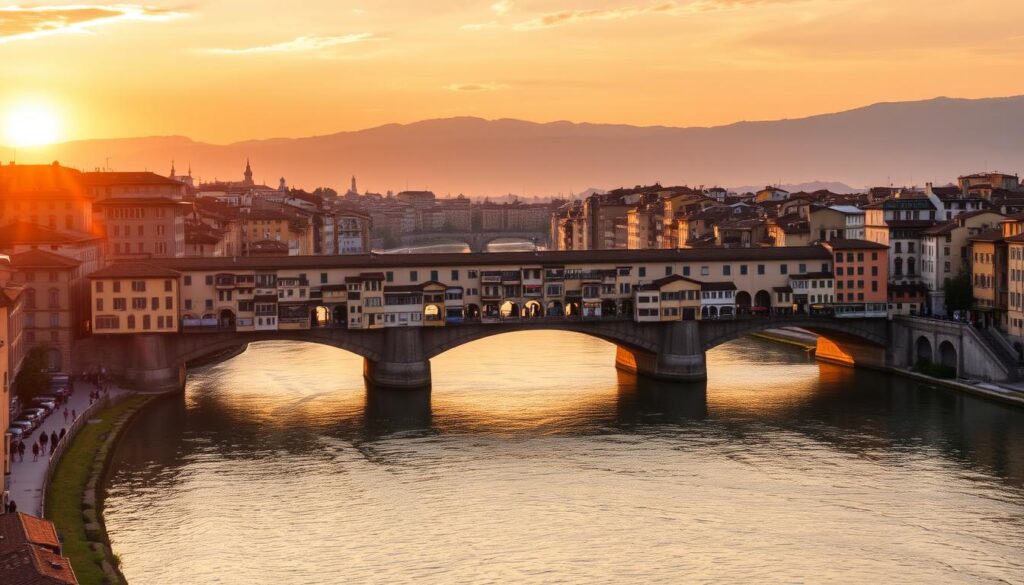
[
  {"left": 444, "top": 82, "right": 505, "bottom": 92},
  {"left": 513, "top": 2, "right": 683, "bottom": 30},
  {"left": 0, "top": 4, "right": 182, "bottom": 43},
  {"left": 204, "top": 33, "right": 378, "bottom": 55}
]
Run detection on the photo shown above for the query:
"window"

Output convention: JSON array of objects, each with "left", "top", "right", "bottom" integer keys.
[
  {"left": 164, "top": 279, "right": 173, "bottom": 292},
  {"left": 96, "top": 298, "right": 104, "bottom": 311},
  {"left": 127, "top": 315, "right": 136, "bottom": 329},
  {"left": 113, "top": 298, "right": 126, "bottom": 311},
  {"left": 682, "top": 266, "right": 690, "bottom": 276},
  {"left": 165, "top": 296, "right": 173, "bottom": 310},
  {"left": 184, "top": 299, "right": 192, "bottom": 310},
  {"left": 113, "top": 281, "right": 121, "bottom": 293},
  {"left": 131, "top": 280, "right": 146, "bottom": 292},
  {"left": 723, "top": 265, "right": 731, "bottom": 276},
  {"left": 48, "top": 288, "right": 59, "bottom": 308},
  {"left": 95, "top": 281, "right": 104, "bottom": 293},
  {"left": 639, "top": 267, "right": 646, "bottom": 277},
  {"left": 451, "top": 270, "right": 459, "bottom": 281},
  {"left": 206, "top": 275, "right": 214, "bottom": 285},
  {"left": 95, "top": 316, "right": 119, "bottom": 330},
  {"left": 780, "top": 264, "right": 788, "bottom": 275},
  {"left": 700, "top": 266, "right": 709, "bottom": 276},
  {"left": 410, "top": 270, "right": 419, "bottom": 282},
  {"left": 430, "top": 270, "right": 439, "bottom": 282},
  {"left": 386, "top": 271, "right": 394, "bottom": 282},
  {"left": 143, "top": 315, "right": 151, "bottom": 330},
  {"left": 184, "top": 275, "right": 192, "bottom": 286},
  {"left": 757, "top": 264, "right": 765, "bottom": 275},
  {"left": 740, "top": 265, "right": 748, "bottom": 275},
  {"left": 132, "top": 298, "right": 147, "bottom": 310}
]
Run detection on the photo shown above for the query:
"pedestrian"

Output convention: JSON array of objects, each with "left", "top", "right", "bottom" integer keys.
[
  {"left": 63, "top": 408, "right": 68, "bottom": 424},
  {"left": 50, "top": 431, "right": 58, "bottom": 447},
  {"left": 31, "top": 443, "right": 39, "bottom": 461},
  {"left": 58, "top": 428, "right": 66, "bottom": 441},
  {"left": 7, "top": 500, "right": 16, "bottom": 514},
  {"left": 39, "top": 433, "right": 48, "bottom": 449},
  {"left": 17, "top": 441, "right": 25, "bottom": 462},
  {"left": 71, "top": 408, "right": 77, "bottom": 421}
]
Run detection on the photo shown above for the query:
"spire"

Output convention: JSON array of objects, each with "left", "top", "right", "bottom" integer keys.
[
  {"left": 243, "top": 158, "right": 253, "bottom": 186},
  {"left": 169, "top": 160, "right": 176, "bottom": 177},
  {"left": 350, "top": 175, "right": 357, "bottom": 195}
]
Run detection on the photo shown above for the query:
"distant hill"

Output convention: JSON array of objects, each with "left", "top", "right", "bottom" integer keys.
[
  {"left": 729, "top": 181, "right": 860, "bottom": 195},
  {"left": 8, "top": 95, "right": 1024, "bottom": 196}
]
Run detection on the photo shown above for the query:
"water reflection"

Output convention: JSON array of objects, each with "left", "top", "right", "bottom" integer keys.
[{"left": 104, "top": 334, "right": 1024, "bottom": 585}]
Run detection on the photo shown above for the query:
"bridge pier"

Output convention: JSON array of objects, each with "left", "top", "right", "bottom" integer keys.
[
  {"left": 363, "top": 327, "right": 432, "bottom": 389},
  {"left": 614, "top": 321, "right": 707, "bottom": 382}
]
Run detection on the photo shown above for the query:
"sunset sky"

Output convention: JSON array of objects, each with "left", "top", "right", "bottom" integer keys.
[{"left": 2, "top": 0, "right": 1024, "bottom": 144}]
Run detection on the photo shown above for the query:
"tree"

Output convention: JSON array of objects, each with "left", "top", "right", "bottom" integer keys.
[
  {"left": 14, "top": 347, "right": 53, "bottom": 403},
  {"left": 943, "top": 273, "right": 973, "bottom": 314}
]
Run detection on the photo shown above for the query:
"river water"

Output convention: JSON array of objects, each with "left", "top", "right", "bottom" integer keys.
[{"left": 103, "top": 334, "right": 1024, "bottom": 584}]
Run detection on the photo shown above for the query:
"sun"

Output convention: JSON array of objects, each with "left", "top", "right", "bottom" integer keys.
[{"left": 4, "top": 103, "right": 61, "bottom": 147}]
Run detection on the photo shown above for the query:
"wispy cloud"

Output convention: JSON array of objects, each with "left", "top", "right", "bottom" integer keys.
[
  {"left": 461, "top": 21, "right": 501, "bottom": 30},
  {"left": 0, "top": 4, "right": 183, "bottom": 44},
  {"left": 444, "top": 82, "right": 506, "bottom": 92},
  {"left": 511, "top": 0, "right": 801, "bottom": 30},
  {"left": 513, "top": 2, "right": 683, "bottom": 30},
  {"left": 205, "top": 33, "right": 378, "bottom": 55},
  {"left": 490, "top": 0, "right": 514, "bottom": 15}
]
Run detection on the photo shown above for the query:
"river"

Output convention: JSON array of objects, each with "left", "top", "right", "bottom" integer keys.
[{"left": 103, "top": 333, "right": 1024, "bottom": 584}]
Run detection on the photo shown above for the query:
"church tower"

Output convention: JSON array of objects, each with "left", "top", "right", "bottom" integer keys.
[
  {"left": 244, "top": 158, "right": 254, "bottom": 186},
  {"left": 349, "top": 175, "right": 358, "bottom": 195}
]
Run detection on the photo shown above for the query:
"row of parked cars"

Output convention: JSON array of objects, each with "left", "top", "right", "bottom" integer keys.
[{"left": 6, "top": 373, "right": 71, "bottom": 441}]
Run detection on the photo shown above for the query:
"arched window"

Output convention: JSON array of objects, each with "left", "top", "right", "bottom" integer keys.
[
  {"left": 894, "top": 258, "right": 903, "bottom": 276},
  {"left": 48, "top": 288, "right": 60, "bottom": 308},
  {"left": 25, "top": 288, "right": 36, "bottom": 309},
  {"left": 907, "top": 257, "right": 916, "bottom": 276}
]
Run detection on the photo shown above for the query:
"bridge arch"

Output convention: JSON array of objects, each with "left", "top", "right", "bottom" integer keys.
[
  {"left": 698, "top": 317, "right": 889, "bottom": 352},
  {"left": 938, "top": 340, "right": 957, "bottom": 371},
  {"left": 915, "top": 336, "right": 933, "bottom": 364}
]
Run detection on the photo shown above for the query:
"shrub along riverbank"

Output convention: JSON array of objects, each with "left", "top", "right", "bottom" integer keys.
[{"left": 45, "top": 394, "right": 154, "bottom": 585}]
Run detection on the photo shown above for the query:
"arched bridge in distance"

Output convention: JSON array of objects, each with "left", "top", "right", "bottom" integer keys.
[
  {"left": 392, "top": 231, "right": 549, "bottom": 253},
  {"left": 75, "top": 316, "right": 905, "bottom": 392}
]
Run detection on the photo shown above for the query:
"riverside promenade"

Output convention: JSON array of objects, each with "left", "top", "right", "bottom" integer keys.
[{"left": 7, "top": 381, "right": 130, "bottom": 516}]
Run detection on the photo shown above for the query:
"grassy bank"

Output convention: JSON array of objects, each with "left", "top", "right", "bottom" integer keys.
[{"left": 45, "top": 395, "right": 151, "bottom": 585}]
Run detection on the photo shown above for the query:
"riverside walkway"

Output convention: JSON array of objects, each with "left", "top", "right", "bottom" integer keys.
[{"left": 7, "top": 381, "right": 130, "bottom": 516}]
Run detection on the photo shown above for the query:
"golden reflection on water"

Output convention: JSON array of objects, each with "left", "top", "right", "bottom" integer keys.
[{"left": 102, "top": 332, "right": 1024, "bottom": 585}]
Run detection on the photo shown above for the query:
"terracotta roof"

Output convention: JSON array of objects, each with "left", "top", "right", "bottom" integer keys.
[
  {"left": 92, "top": 197, "right": 190, "bottom": 207},
  {"left": 88, "top": 262, "right": 181, "bottom": 279},
  {"left": 82, "top": 171, "right": 184, "bottom": 186},
  {"left": 969, "top": 229, "right": 1005, "bottom": 243},
  {"left": 825, "top": 239, "right": 889, "bottom": 250},
  {"left": 9, "top": 249, "right": 80, "bottom": 269},
  {"left": 0, "top": 544, "right": 78, "bottom": 585},
  {"left": 0, "top": 514, "right": 61, "bottom": 553},
  {"left": 0, "top": 222, "right": 100, "bottom": 247}
]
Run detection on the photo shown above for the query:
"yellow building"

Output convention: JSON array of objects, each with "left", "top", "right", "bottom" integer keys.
[
  {"left": 1, "top": 254, "right": 25, "bottom": 505},
  {"left": 88, "top": 263, "right": 181, "bottom": 334}
]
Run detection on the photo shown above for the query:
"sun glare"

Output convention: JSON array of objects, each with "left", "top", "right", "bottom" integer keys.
[{"left": 4, "top": 104, "right": 60, "bottom": 147}]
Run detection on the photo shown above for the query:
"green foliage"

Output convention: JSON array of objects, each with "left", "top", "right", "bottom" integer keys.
[
  {"left": 943, "top": 273, "right": 973, "bottom": 313},
  {"left": 14, "top": 347, "right": 52, "bottom": 403},
  {"left": 46, "top": 396, "right": 151, "bottom": 585}
]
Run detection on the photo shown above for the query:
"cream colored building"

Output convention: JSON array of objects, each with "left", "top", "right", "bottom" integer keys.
[{"left": 88, "top": 263, "right": 181, "bottom": 334}]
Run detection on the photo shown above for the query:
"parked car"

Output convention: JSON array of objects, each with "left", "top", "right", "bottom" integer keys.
[
  {"left": 11, "top": 419, "right": 36, "bottom": 434},
  {"left": 31, "top": 398, "right": 57, "bottom": 412},
  {"left": 7, "top": 425, "right": 26, "bottom": 439},
  {"left": 22, "top": 408, "right": 48, "bottom": 422}
]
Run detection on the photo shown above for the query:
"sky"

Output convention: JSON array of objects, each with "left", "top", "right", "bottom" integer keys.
[{"left": 2, "top": 0, "right": 1024, "bottom": 144}]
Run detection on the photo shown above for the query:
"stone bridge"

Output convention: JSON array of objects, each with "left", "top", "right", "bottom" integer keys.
[
  {"left": 74, "top": 316, "right": 899, "bottom": 392},
  {"left": 394, "top": 231, "right": 549, "bottom": 252}
]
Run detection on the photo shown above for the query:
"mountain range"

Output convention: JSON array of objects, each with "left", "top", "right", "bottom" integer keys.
[{"left": 8, "top": 95, "right": 1024, "bottom": 196}]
